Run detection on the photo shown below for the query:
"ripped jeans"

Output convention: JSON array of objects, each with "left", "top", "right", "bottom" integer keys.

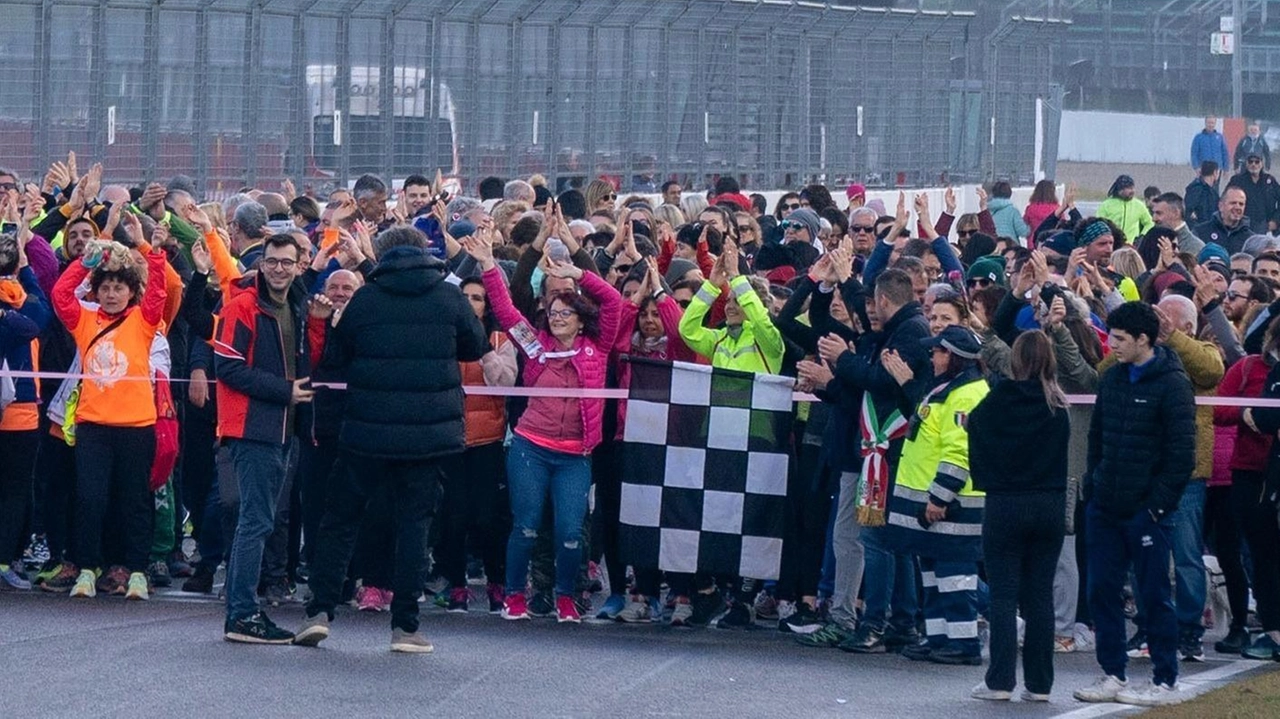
[{"left": 504, "top": 434, "right": 593, "bottom": 597}]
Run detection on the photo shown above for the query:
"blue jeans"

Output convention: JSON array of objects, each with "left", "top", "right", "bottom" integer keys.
[
  {"left": 861, "top": 526, "right": 919, "bottom": 633},
  {"left": 224, "top": 439, "right": 290, "bottom": 622},
  {"left": 1086, "top": 501, "right": 1179, "bottom": 687},
  {"left": 1171, "top": 481, "right": 1207, "bottom": 640},
  {"left": 505, "top": 435, "right": 592, "bottom": 597}
]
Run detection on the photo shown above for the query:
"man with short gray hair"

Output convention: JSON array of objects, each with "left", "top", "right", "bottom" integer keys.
[
  {"left": 231, "top": 201, "right": 270, "bottom": 268},
  {"left": 504, "top": 179, "right": 535, "bottom": 205},
  {"left": 352, "top": 173, "right": 389, "bottom": 228}
]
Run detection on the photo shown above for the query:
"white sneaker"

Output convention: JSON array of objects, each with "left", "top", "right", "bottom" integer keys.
[
  {"left": 776, "top": 599, "right": 797, "bottom": 621},
  {"left": 617, "top": 600, "right": 653, "bottom": 624},
  {"left": 1017, "top": 616, "right": 1026, "bottom": 648},
  {"left": 970, "top": 683, "right": 1012, "bottom": 701},
  {"left": 1115, "top": 681, "right": 1183, "bottom": 707},
  {"left": 1073, "top": 674, "right": 1127, "bottom": 703},
  {"left": 1020, "top": 690, "right": 1050, "bottom": 702}
]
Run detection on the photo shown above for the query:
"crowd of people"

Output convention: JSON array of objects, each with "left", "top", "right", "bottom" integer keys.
[{"left": 3, "top": 144, "right": 1280, "bottom": 705}]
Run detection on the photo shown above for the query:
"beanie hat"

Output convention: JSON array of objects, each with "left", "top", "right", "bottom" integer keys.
[
  {"left": 1041, "top": 230, "right": 1076, "bottom": 256},
  {"left": 845, "top": 183, "right": 867, "bottom": 201},
  {"left": 1203, "top": 257, "right": 1231, "bottom": 285},
  {"left": 664, "top": 258, "right": 699, "bottom": 287},
  {"left": 782, "top": 208, "right": 821, "bottom": 241},
  {"left": 1197, "top": 242, "right": 1230, "bottom": 266},
  {"left": 965, "top": 256, "right": 1005, "bottom": 286},
  {"left": 1076, "top": 220, "right": 1113, "bottom": 248},
  {"left": 448, "top": 219, "right": 477, "bottom": 240}
]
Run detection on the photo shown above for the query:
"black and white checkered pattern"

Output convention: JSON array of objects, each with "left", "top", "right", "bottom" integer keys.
[{"left": 618, "top": 358, "right": 793, "bottom": 581}]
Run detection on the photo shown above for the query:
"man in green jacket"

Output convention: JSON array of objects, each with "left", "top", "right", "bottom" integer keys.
[{"left": 1097, "top": 175, "right": 1153, "bottom": 243}]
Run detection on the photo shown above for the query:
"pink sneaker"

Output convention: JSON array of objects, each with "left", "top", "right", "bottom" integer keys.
[
  {"left": 357, "top": 585, "right": 391, "bottom": 612},
  {"left": 556, "top": 595, "right": 582, "bottom": 624},
  {"left": 502, "top": 593, "right": 530, "bottom": 620},
  {"left": 377, "top": 588, "right": 394, "bottom": 612}
]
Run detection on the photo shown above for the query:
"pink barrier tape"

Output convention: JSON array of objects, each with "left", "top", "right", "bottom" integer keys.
[{"left": 2, "top": 369, "right": 1278, "bottom": 407}]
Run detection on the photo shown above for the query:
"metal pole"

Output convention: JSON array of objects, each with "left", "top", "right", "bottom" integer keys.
[{"left": 1232, "top": 0, "right": 1242, "bottom": 117}]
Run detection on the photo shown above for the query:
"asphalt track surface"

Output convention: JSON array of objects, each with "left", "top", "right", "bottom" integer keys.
[{"left": 2, "top": 587, "right": 1276, "bottom": 719}]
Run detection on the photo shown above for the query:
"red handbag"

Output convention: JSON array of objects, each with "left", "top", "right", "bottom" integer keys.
[{"left": 150, "top": 371, "right": 180, "bottom": 492}]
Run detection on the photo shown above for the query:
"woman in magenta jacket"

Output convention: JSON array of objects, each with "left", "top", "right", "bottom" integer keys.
[{"left": 467, "top": 228, "right": 623, "bottom": 624}]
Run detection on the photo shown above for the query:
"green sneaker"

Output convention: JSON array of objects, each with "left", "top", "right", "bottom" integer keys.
[
  {"left": 70, "top": 569, "right": 97, "bottom": 598},
  {"left": 795, "top": 621, "right": 856, "bottom": 648},
  {"left": 125, "top": 572, "right": 150, "bottom": 600}
]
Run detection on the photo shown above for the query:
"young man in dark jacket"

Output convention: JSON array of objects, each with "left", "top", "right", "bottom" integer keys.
[
  {"left": 1074, "top": 302, "right": 1196, "bottom": 708},
  {"left": 215, "top": 235, "right": 313, "bottom": 644},
  {"left": 294, "top": 226, "right": 487, "bottom": 654}
]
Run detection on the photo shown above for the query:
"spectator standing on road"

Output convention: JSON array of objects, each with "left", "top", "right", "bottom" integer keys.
[
  {"left": 216, "top": 234, "right": 313, "bottom": 645},
  {"left": 1023, "top": 180, "right": 1060, "bottom": 241},
  {"left": 294, "top": 225, "right": 487, "bottom": 653},
  {"left": 969, "top": 330, "right": 1070, "bottom": 703},
  {"left": 1233, "top": 122, "right": 1271, "bottom": 173},
  {"left": 1195, "top": 186, "right": 1254, "bottom": 254},
  {"left": 1074, "top": 302, "right": 1195, "bottom": 708},
  {"left": 1185, "top": 162, "right": 1221, "bottom": 225},
  {"left": 1191, "top": 116, "right": 1230, "bottom": 185},
  {"left": 987, "top": 180, "right": 1029, "bottom": 244}
]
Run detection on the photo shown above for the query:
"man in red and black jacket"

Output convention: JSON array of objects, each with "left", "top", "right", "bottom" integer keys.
[{"left": 214, "top": 234, "right": 313, "bottom": 645}]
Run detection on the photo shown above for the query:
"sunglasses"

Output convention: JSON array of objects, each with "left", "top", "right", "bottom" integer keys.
[
  {"left": 606, "top": 193, "right": 618, "bottom": 200},
  {"left": 781, "top": 220, "right": 807, "bottom": 232},
  {"left": 614, "top": 264, "right": 633, "bottom": 274},
  {"left": 547, "top": 308, "right": 577, "bottom": 319},
  {"left": 1248, "top": 158, "right": 1263, "bottom": 164},
  {"left": 0, "top": 182, "right": 17, "bottom": 192},
  {"left": 957, "top": 229, "right": 977, "bottom": 237},
  {"left": 782, "top": 202, "right": 801, "bottom": 211},
  {"left": 850, "top": 225, "right": 875, "bottom": 234},
  {"left": 967, "top": 278, "right": 992, "bottom": 288},
  {"left": 1226, "top": 291, "right": 1245, "bottom": 301}
]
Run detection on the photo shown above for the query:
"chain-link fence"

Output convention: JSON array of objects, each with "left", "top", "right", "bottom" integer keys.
[{"left": 0, "top": 0, "right": 1057, "bottom": 197}]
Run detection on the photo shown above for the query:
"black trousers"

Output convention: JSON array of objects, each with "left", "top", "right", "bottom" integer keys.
[
  {"left": 983, "top": 491, "right": 1065, "bottom": 695},
  {"left": 591, "top": 440, "right": 627, "bottom": 596},
  {"left": 1235, "top": 471, "right": 1280, "bottom": 631},
  {"left": 775, "top": 443, "right": 830, "bottom": 602},
  {"left": 437, "top": 442, "right": 510, "bottom": 588},
  {"left": 179, "top": 409, "right": 218, "bottom": 549},
  {"left": 34, "top": 428, "right": 76, "bottom": 562},
  {"left": 353, "top": 481, "right": 397, "bottom": 588},
  {"left": 297, "top": 438, "right": 341, "bottom": 569},
  {"left": 306, "top": 454, "right": 441, "bottom": 633},
  {"left": 1206, "top": 482, "right": 1250, "bottom": 631},
  {"left": 0, "top": 430, "right": 40, "bottom": 563},
  {"left": 72, "top": 423, "right": 155, "bottom": 573}
]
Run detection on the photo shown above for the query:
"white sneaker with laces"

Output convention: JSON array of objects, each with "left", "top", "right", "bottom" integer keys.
[
  {"left": 1073, "top": 674, "right": 1127, "bottom": 703},
  {"left": 617, "top": 600, "right": 653, "bottom": 624},
  {"left": 970, "top": 683, "right": 1011, "bottom": 701},
  {"left": 1020, "top": 690, "right": 1050, "bottom": 702},
  {"left": 1115, "top": 681, "right": 1183, "bottom": 707}
]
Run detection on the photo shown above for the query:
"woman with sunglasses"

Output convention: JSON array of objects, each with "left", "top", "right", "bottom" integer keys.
[
  {"left": 466, "top": 227, "right": 623, "bottom": 624},
  {"left": 584, "top": 179, "right": 618, "bottom": 214}
]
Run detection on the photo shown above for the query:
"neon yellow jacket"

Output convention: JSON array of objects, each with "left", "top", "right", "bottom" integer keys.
[{"left": 678, "top": 276, "right": 785, "bottom": 375}]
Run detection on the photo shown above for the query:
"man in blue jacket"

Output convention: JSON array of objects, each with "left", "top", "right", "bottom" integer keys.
[{"left": 1190, "top": 117, "right": 1229, "bottom": 188}]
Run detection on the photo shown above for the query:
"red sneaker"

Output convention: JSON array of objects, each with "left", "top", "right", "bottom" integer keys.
[
  {"left": 556, "top": 595, "right": 582, "bottom": 624},
  {"left": 502, "top": 592, "right": 530, "bottom": 620}
]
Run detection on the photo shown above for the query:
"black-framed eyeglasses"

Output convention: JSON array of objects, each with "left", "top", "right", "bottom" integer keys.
[
  {"left": 261, "top": 258, "right": 298, "bottom": 270},
  {"left": 547, "top": 308, "right": 577, "bottom": 319},
  {"left": 736, "top": 225, "right": 754, "bottom": 234},
  {"left": 782, "top": 202, "right": 801, "bottom": 211},
  {"left": 850, "top": 225, "right": 875, "bottom": 234},
  {"left": 1231, "top": 269, "right": 1250, "bottom": 279},
  {"left": 1226, "top": 290, "right": 1245, "bottom": 301}
]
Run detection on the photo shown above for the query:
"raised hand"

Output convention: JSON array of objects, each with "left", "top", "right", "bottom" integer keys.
[
  {"left": 191, "top": 239, "right": 213, "bottom": 274},
  {"left": 944, "top": 186, "right": 957, "bottom": 215}
]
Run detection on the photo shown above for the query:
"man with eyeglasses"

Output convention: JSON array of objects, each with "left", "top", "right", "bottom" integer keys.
[
  {"left": 216, "top": 234, "right": 313, "bottom": 644},
  {"left": 848, "top": 207, "right": 879, "bottom": 257},
  {"left": 1226, "top": 153, "right": 1280, "bottom": 235},
  {"left": 1223, "top": 275, "right": 1270, "bottom": 331}
]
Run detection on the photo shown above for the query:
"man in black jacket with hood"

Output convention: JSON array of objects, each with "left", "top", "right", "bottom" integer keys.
[
  {"left": 1074, "top": 302, "right": 1195, "bottom": 708},
  {"left": 294, "top": 226, "right": 487, "bottom": 654}
]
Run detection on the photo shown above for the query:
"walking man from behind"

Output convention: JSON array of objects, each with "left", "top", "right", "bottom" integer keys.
[
  {"left": 294, "top": 226, "right": 487, "bottom": 653},
  {"left": 1074, "top": 302, "right": 1195, "bottom": 707}
]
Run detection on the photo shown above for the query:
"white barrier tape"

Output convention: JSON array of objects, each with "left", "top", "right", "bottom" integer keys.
[{"left": 1, "top": 369, "right": 1276, "bottom": 407}]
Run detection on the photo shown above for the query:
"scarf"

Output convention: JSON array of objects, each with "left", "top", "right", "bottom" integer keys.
[
  {"left": 632, "top": 331, "right": 668, "bottom": 358},
  {"left": 0, "top": 277, "right": 27, "bottom": 308},
  {"left": 855, "top": 393, "right": 909, "bottom": 526}
]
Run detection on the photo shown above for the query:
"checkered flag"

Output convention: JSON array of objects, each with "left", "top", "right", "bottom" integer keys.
[{"left": 618, "top": 358, "right": 793, "bottom": 581}]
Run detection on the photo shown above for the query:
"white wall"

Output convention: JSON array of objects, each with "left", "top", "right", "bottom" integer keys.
[{"left": 1058, "top": 110, "right": 1203, "bottom": 165}]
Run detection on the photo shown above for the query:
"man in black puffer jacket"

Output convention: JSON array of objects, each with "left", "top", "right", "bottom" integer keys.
[
  {"left": 1075, "top": 302, "right": 1195, "bottom": 707},
  {"left": 296, "top": 226, "right": 487, "bottom": 654}
]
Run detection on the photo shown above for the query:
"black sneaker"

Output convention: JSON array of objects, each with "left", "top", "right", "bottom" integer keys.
[
  {"left": 901, "top": 640, "right": 933, "bottom": 662},
  {"left": 224, "top": 612, "right": 295, "bottom": 644},
  {"left": 168, "top": 551, "right": 194, "bottom": 578},
  {"left": 1214, "top": 627, "right": 1250, "bottom": 655},
  {"left": 929, "top": 644, "right": 982, "bottom": 666},
  {"left": 1180, "top": 636, "right": 1206, "bottom": 662},
  {"left": 1126, "top": 631, "right": 1149, "bottom": 659},
  {"left": 781, "top": 604, "right": 824, "bottom": 635},
  {"left": 885, "top": 626, "right": 922, "bottom": 653},
  {"left": 147, "top": 561, "right": 172, "bottom": 588},
  {"left": 183, "top": 565, "right": 216, "bottom": 594},
  {"left": 715, "top": 601, "right": 757, "bottom": 630},
  {"left": 263, "top": 578, "right": 294, "bottom": 607},
  {"left": 527, "top": 592, "right": 555, "bottom": 618},
  {"left": 837, "top": 624, "right": 887, "bottom": 653},
  {"left": 689, "top": 591, "right": 726, "bottom": 626}
]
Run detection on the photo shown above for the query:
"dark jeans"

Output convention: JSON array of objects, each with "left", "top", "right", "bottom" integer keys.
[
  {"left": 224, "top": 439, "right": 291, "bottom": 621},
  {"left": 1205, "top": 482, "right": 1249, "bottom": 632},
  {"left": 984, "top": 491, "right": 1065, "bottom": 695},
  {"left": 297, "top": 438, "right": 341, "bottom": 569},
  {"left": 306, "top": 454, "right": 443, "bottom": 633},
  {"left": 72, "top": 423, "right": 155, "bottom": 573},
  {"left": 1235, "top": 471, "right": 1280, "bottom": 631},
  {"left": 1086, "top": 501, "right": 1179, "bottom": 687},
  {"left": 0, "top": 430, "right": 39, "bottom": 563},
  {"left": 861, "top": 526, "right": 920, "bottom": 633},
  {"left": 437, "top": 441, "right": 510, "bottom": 588},
  {"left": 34, "top": 428, "right": 77, "bottom": 562}
]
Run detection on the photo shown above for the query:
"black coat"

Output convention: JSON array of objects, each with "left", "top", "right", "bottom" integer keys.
[
  {"left": 1227, "top": 171, "right": 1280, "bottom": 233},
  {"left": 1183, "top": 177, "right": 1218, "bottom": 225},
  {"left": 1085, "top": 346, "right": 1196, "bottom": 520},
  {"left": 324, "top": 247, "right": 488, "bottom": 460},
  {"left": 1194, "top": 212, "right": 1254, "bottom": 255},
  {"left": 969, "top": 378, "right": 1070, "bottom": 494}
]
